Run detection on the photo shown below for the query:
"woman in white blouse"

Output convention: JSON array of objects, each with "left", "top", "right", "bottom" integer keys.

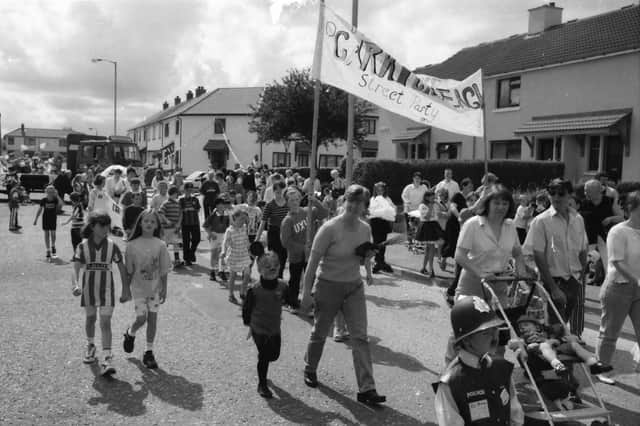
[{"left": 596, "top": 191, "right": 640, "bottom": 385}]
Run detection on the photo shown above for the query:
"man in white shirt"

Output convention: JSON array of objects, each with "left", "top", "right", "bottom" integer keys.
[
  {"left": 401, "top": 172, "right": 428, "bottom": 245},
  {"left": 435, "top": 168, "right": 461, "bottom": 201}
]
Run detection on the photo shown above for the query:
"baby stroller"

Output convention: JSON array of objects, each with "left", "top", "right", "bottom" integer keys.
[
  {"left": 481, "top": 277, "right": 611, "bottom": 426},
  {"left": 405, "top": 210, "right": 424, "bottom": 254}
]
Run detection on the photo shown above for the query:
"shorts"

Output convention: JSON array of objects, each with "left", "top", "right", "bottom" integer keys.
[
  {"left": 84, "top": 305, "right": 114, "bottom": 317},
  {"left": 134, "top": 294, "right": 161, "bottom": 316},
  {"left": 163, "top": 227, "right": 180, "bottom": 246}
]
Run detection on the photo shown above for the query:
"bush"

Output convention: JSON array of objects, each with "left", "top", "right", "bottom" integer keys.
[{"left": 352, "top": 159, "right": 565, "bottom": 204}]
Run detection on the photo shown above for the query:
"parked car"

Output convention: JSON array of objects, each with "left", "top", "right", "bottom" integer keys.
[{"left": 184, "top": 170, "right": 208, "bottom": 190}]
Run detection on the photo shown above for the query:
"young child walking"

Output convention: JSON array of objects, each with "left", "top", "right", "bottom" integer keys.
[
  {"left": 203, "top": 197, "right": 231, "bottom": 282},
  {"left": 71, "top": 211, "right": 128, "bottom": 376},
  {"left": 63, "top": 192, "right": 86, "bottom": 254},
  {"left": 158, "top": 186, "right": 184, "bottom": 268},
  {"left": 242, "top": 242, "right": 288, "bottom": 398},
  {"left": 121, "top": 209, "right": 171, "bottom": 369},
  {"left": 34, "top": 185, "right": 61, "bottom": 261},
  {"left": 8, "top": 187, "right": 21, "bottom": 231},
  {"left": 222, "top": 208, "right": 252, "bottom": 304},
  {"left": 415, "top": 189, "right": 443, "bottom": 277}
]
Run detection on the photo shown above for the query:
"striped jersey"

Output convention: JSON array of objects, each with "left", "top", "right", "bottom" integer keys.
[
  {"left": 159, "top": 198, "right": 181, "bottom": 228},
  {"left": 179, "top": 195, "right": 201, "bottom": 227},
  {"left": 71, "top": 205, "right": 85, "bottom": 229},
  {"left": 74, "top": 237, "right": 123, "bottom": 307},
  {"left": 262, "top": 200, "right": 289, "bottom": 229}
]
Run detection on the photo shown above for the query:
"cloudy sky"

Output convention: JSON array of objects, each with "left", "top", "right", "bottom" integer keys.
[{"left": 0, "top": 0, "right": 633, "bottom": 137}]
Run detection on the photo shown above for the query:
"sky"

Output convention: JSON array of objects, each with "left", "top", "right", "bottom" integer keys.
[{"left": 0, "top": 0, "right": 634, "bottom": 137}]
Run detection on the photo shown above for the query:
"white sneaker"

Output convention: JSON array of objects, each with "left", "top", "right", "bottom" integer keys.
[
  {"left": 83, "top": 344, "right": 97, "bottom": 364},
  {"left": 101, "top": 356, "right": 116, "bottom": 376},
  {"left": 596, "top": 373, "right": 616, "bottom": 385}
]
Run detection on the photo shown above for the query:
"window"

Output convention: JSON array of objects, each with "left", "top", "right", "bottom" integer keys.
[
  {"left": 164, "top": 123, "right": 169, "bottom": 137},
  {"left": 497, "top": 76, "right": 520, "bottom": 108},
  {"left": 436, "top": 142, "right": 461, "bottom": 159},
  {"left": 588, "top": 136, "right": 600, "bottom": 171},
  {"left": 491, "top": 140, "right": 521, "bottom": 159},
  {"left": 272, "top": 152, "right": 291, "bottom": 167},
  {"left": 143, "top": 128, "right": 148, "bottom": 141},
  {"left": 318, "top": 154, "right": 343, "bottom": 168},
  {"left": 175, "top": 120, "right": 180, "bottom": 135},
  {"left": 152, "top": 125, "right": 156, "bottom": 139},
  {"left": 214, "top": 118, "right": 226, "bottom": 134},
  {"left": 360, "top": 149, "right": 377, "bottom": 158},
  {"left": 26, "top": 137, "right": 36, "bottom": 146},
  {"left": 397, "top": 142, "right": 429, "bottom": 160},
  {"left": 536, "top": 138, "right": 554, "bottom": 161},
  {"left": 362, "top": 118, "right": 376, "bottom": 135},
  {"left": 296, "top": 153, "right": 309, "bottom": 167},
  {"left": 7, "top": 137, "right": 14, "bottom": 145},
  {"left": 58, "top": 138, "right": 66, "bottom": 147}
]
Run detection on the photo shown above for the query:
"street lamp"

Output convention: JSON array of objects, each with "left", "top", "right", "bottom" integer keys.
[{"left": 91, "top": 58, "right": 117, "bottom": 136}]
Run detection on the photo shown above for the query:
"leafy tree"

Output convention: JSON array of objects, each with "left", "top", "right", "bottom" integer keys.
[{"left": 249, "top": 68, "right": 374, "bottom": 148}]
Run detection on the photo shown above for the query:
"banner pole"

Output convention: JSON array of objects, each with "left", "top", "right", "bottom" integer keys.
[
  {"left": 345, "top": 0, "right": 358, "bottom": 186},
  {"left": 481, "top": 70, "right": 488, "bottom": 176}
]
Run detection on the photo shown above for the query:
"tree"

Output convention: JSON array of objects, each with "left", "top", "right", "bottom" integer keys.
[{"left": 249, "top": 68, "right": 374, "bottom": 148}]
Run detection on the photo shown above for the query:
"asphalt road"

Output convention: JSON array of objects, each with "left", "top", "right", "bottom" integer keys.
[{"left": 0, "top": 197, "right": 638, "bottom": 425}]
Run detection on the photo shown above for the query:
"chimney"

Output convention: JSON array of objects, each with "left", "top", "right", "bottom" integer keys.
[
  {"left": 528, "top": 3, "right": 563, "bottom": 34},
  {"left": 195, "top": 86, "right": 206, "bottom": 97},
  {"left": 163, "top": 101, "right": 169, "bottom": 110},
  {"left": 186, "top": 90, "right": 194, "bottom": 101},
  {"left": 174, "top": 96, "right": 181, "bottom": 106}
]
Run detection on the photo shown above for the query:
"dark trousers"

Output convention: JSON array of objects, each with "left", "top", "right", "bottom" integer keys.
[
  {"left": 267, "top": 227, "right": 287, "bottom": 278},
  {"left": 370, "top": 218, "right": 390, "bottom": 265},
  {"left": 550, "top": 276, "right": 581, "bottom": 324},
  {"left": 71, "top": 228, "right": 82, "bottom": 253},
  {"left": 252, "top": 332, "right": 281, "bottom": 385},
  {"left": 203, "top": 202, "right": 215, "bottom": 220},
  {"left": 288, "top": 261, "right": 306, "bottom": 308},
  {"left": 9, "top": 207, "right": 19, "bottom": 229},
  {"left": 182, "top": 225, "right": 201, "bottom": 262}
]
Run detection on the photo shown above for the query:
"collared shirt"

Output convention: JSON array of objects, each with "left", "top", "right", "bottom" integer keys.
[
  {"left": 523, "top": 206, "right": 587, "bottom": 280},
  {"left": 401, "top": 183, "right": 428, "bottom": 212}
]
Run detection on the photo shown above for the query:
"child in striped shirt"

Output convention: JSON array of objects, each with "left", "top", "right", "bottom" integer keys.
[
  {"left": 203, "top": 197, "right": 231, "bottom": 282},
  {"left": 71, "top": 211, "right": 128, "bottom": 376},
  {"left": 158, "top": 186, "right": 183, "bottom": 268},
  {"left": 63, "top": 192, "right": 86, "bottom": 254},
  {"left": 222, "top": 208, "right": 251, "bottom": 304}
]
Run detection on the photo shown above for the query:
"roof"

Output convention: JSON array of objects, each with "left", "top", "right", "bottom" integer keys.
[
  {"left": 129, "top": 87, "right": 264, "bottom": 130},
  {"left": 203, "top": 139, "right": 228, "bottom": 151},
  {"left": 514, "top": 108, "right": 631, "bottom": 136},
  {"left": 3, "top": 128, "right": 82, "bottom": 139},
  {"left": 415, "top": 5, "right": 640, "bottom": 80},
  {"left": 391, "top": 127, "right": 430, "bottom": 141}
]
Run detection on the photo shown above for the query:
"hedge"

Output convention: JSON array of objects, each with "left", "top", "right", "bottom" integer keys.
[{"left": 351, "top": 159, "right": 565, "bottom": 204}]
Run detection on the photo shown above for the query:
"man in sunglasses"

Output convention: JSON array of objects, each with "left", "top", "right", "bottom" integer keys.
[{"left": 524, "top": 179, "right": 588, "bottom": 327}]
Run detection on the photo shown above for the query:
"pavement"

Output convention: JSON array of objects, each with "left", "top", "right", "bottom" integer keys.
[{"left": 0, "top": 196, "right": 638, "bottom": 425}]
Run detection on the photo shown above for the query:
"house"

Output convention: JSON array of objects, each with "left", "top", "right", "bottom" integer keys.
[
  {"left": 128, "top": 86, "right": 381, "bottom": 173},
  {"left": 387, "top": 2, "right": 640, "bottom": 182},
  {"left": 1, "top": 127, "right": 81, "bottom": 159}
]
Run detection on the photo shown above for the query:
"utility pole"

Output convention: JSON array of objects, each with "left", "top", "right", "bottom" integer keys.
[{"left": 345, "top": 0, "right": 358, "bottom": 186}]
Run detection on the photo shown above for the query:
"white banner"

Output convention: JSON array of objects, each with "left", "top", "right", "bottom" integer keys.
[{"left": 312, "top": 3, "right": 484, "bottom": 137}]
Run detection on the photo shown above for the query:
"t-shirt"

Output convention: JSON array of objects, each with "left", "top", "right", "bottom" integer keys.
[
  {"left": 605, "top": 221, "right": 640, "bottom": 285},
  {"left": 580, "top": 196, "right": 615, "bottom": 244},
  {"left": 245, "top": 205, "right": 262, "bottom": 236},
  {"left": 200, "top": 180, "right": 220, "bottom": 205},
  {"left": 204, "top": 209, "right": 230, "bottom": 234},
  {"left": 179, "top": 195, "right": 201, "bottom": 227},
  {"left": 281, "top": 207, "right": 321, "bottom": 263},
  {"left": 125, "top": 236, "right": 171, "bottom": 299},
  {"left": 40, "top": 196, "right": 59, "bottom": 220},
  {"left": 262, "top": 199, "right": 289, "bottom": 229},
  {"left": 71, "top": 204, "right": 85, "bottom": 229},
  {"left": 246, "top": 279, "right": 288, "bottom": 336},
  {"left": 159, "top": 198, "right": 181, "bottom": 228},
  {"left": 150, "top": 194, "right": 169, "bottom": 212}
]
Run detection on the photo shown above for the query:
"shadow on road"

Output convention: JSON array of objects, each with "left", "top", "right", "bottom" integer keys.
[
  {"left": 365, "top": 294, "right": 439, "bottom": 310},
  {"left": 317, "top": 383, "right": 434, "bottom": 426},
  {"left": 87, "top": 364, "right": 147, "bottom": 417},
  {"left": 172, "top": 264, "right": 209, "bottom": 277},
  {"left": 266, "top": 382, "right": 357, "bottom": 425},
  {"left": 128, "top": 358, "right": 204, "bottom": 411},
  {"left": 369, "top": 275, "right": 400, "bottom": 287}
]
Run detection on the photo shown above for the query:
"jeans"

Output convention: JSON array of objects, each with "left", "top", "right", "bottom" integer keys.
[
  {"left": 597, "top": 281, "right": 640, "bottom": 365},
  {"left": 252, "top": 332, "right": 281, "bottom": 385},
  {"left": 550, "top": 276, "right": 581, "bottom": 324},
  {"left": 182, "top": 225, "right": 201, "bottom": 262},
  {"left": 304, "top": 279, "right": 376, "bottom": 392},
  {"left": 288, "top": 261, "right": 306, "bottom": 308}
]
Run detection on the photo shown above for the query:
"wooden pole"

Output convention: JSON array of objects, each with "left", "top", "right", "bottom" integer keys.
[
  {"left": 482, "top": 71, "right": 488, "bottom": 176},
  {"left": 345, "top": 0, "right": 358, "bottom": 186}
]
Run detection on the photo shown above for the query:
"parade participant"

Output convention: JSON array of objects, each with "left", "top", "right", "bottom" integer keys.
[
  {"left": 121, "top": 209, "right": 171, "bottom": 369},
  {"left": 524, "top": 179, "right": 588, "bottom": 325},
  {"left": 71, "top": 211, "right": 128, "bottom": 376},
  {"left": 416, "top": 190, "right": 443, "bottom": 277},
  {"left": 245, "top": 191, "right": 262, "bottom": 244},
  {"left": 169, "top": 171, "right": 185, "bottom": 194},
  {"left": 514, "top": 194, "right": 534, "bottom": 244},
  {"left": 434, "top": 168, "right": 461, "bottom": 201},
  {"left": 436, "top": 187, "right": 452, "bottom": 271},
  {"left": 62, "top": 192, "right": 86, "bottom": 253},
  {"left": 120, "top": 177, "right": 147, "bottom": 239},
  {"left": 222, "top": 208, "right": 252, "bottom": 304},
  {"left": 179, "top": 182, "right": 201, "bottom": 266},
  {"left": 262, "top": 173, "right": 283, "bottom": 204},
  {"left": 34, "top": 185, "right": 61, "bottom": 261},
  {"left": 158, "top": 186, "right": 184, "bottom": 268},
  {"left": 242, "top": 244, "right": 288, "bottom": 398},
  {"left": 368, "top": 182, "right": 396, "bottom": 274},
  {"left": 124, "top": 167, "right": 138, "bottom": 191},
  {"left": 255, "top": 180, "right": 289, "bottom": 278},
  {"left": 105, "top": 168, "right": 127, "bottom": 202},
  {"left": 434, "top": 296, "right": 524, "bottom": 426},
  {"left": 149, "top": 181, "right": 169, "bottom": 212},
  {"left": 87, "top": 175, "right": 107, "bottom": 212},
  {"left": 300, "top": 184, "right": 386, "bottom": 406},
  {"left": 595, "top": 172, "right": 619, "bottom": 206},
  {"left": 214, "top": 171, "right": 227, "bottom": 197},
  {"left": 203, "top": 197, "right": 232, "bottom": 282},
  {"left": 280, "top": 186, "right": 327, "bottom": 310},
  {"left": 71, "top": 173, "right": 89, "bottom": 208},
  {"left": 150, "top": 169, "right": 165, "bottom": 194},
  {"left": 533, "top": 191, "right": 550, "bottom": 217},
  {"left": 8, "top": 186, "right": 21, "bottom": 231},
  {"left": 330, "top": 169, "right": 346, "bottom": 195},
  {"left": 596, "top": 191, "right": 640, "bottom": 385},
  {"left": 200, "top": 171, "right": 220, "bottom": 218}
]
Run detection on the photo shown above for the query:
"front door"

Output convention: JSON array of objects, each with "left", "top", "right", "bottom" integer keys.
[
  {"left": 208, "top": 149, "right": 227, "bottom": 169},
  {"left": 604, "top": 135, "right": 623, "bottom": 181}
]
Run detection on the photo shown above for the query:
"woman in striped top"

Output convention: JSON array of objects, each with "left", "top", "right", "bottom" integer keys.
[{"left": 255, "top": 181, "right": 289, "bottom": 278}]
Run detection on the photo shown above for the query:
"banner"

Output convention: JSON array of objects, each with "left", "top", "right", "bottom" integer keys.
[
  {"left": 92, "top": 191, "right": 123, "bottom": 230},
  {"left": 312, "top": 3, "right": 484, "bottom": 137}
]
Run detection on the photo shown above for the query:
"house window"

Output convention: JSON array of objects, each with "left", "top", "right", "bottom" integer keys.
[
  {"left": 362, "top": 118, "right": 376, "bottom": 135},
  {"left": 497, "top": 76, "right": 520, "bottom": 108},
  {"left": 214, "top": 118, "right": 226, "bottom": 134},
  {"left": 536, "top": 138, "right": 554, "bottom": 161},
  {"left": 58, "top": 138, "right": 66, "bottom": 147},
  {"left": 397, "top": 142, "right": 429, "bottom": 160},
  {"left": 360, "top": 149, "right": 377, "bottom": 158},
  {"left": 491, "top": 140, "right": 521, "bottom": 159},
  {"left": 175, "top": 120, "right": 180, "bottom": 135},
  {"left": 26, "top": 137, "right": 36, "bottom": 146},
  {"left": 152, "top": 125, "right": 156, "bottom": 139},
  {"left": 588, "top": 136, "right": 600, "bottom": 171},
  {"left": 296, "top": 153, "right": 309, "bottom": 167},
  {"left": 436, "top": 142, "right": 461, "bottom": 159},
  {"left": 143, "top": 128, "right": 148, "bottom": 141},
  {"left": 164, "top": 123, "right": 169, "bottom": 137},
  {"left": 318, "top": 154, "right": 343, "bottom": 168},
  {"left": 272, "top": 152, "right": 291, "bottom": 167},
  {"left": 7, "top": 137, "right": 14, "bottom": 145}
]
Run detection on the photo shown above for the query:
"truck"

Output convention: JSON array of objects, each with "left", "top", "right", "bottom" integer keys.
[{"left": 66, "top": 134, "right": 143, "bottom": 176}]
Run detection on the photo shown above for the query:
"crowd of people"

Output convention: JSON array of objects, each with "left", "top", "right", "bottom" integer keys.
[{"left": 6, "top": 160, "right": 640, "bottom": 422}]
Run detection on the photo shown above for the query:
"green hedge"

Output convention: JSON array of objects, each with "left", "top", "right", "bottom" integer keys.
[{"left": 352, "top": 159, "right": 565, "bottom": 204}]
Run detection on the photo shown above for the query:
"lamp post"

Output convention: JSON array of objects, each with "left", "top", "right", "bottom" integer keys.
[{"left": 91, "top": 58, "right": 117, "bottom": 136}]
